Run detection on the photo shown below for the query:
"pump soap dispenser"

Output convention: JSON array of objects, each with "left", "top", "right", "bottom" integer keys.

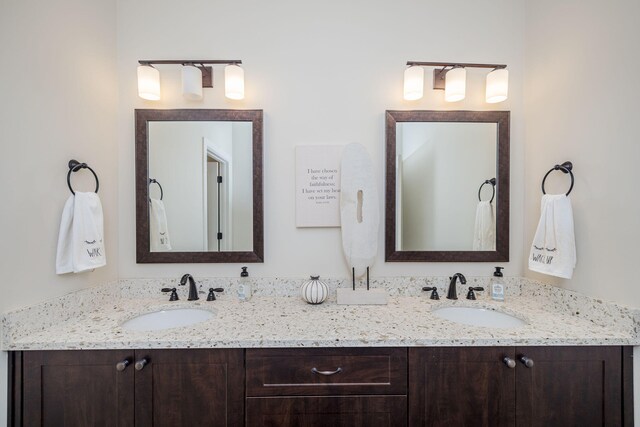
[
  {"left": 490, "top": 267, "right": 505, "bottom": 301},
  {"left": 238, "top": 266, "right": 252, "bottom": 301}
]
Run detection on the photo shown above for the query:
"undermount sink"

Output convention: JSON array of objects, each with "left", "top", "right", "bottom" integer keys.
[
  {"left": 432, "top": 306, "right": 527, "bottom": 329},
  {"left": 121, "top": 308, "right": 215, "bottom": 331}
]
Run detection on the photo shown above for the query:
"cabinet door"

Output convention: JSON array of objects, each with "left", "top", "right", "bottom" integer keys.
[
  {"left": 515, "top": 346, "right": 622, "bottom": 427},
  {"left": 246, "top": 395, "right": 407, "bottom": 427},
  {"left": 409, "top": 347, "right": 516, "bottom": 427},
  {"left": 23, "top": 350, "right": 134, "bottom": 427},
  {"left": 134, "top": 348, "right": 244, "bottom": 427}
]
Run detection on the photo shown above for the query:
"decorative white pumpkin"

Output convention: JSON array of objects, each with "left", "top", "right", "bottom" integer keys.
[{"left": 301, "top": 276, "right": 329, "bottom": 304}]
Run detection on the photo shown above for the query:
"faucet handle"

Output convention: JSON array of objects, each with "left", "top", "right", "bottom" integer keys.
[
  {"left": 207, "top": 288, "right": 224, "bottom": 301},
  {"left": 466, "top": 287, "right": 484, "bottom": 300},
  {"left": 161, "top": 287, "right": 179, "bottom": 301},
  {"left": 422, "top": 287, "right": 440, "bottom": 300}
]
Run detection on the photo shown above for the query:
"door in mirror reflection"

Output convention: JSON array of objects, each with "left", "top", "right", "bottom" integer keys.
[
  {"left": 148, "top": 121, "right": 253, "bottom": 252},
  {"left": 395, "top": 122, "right": 497, "bottom": 251}
]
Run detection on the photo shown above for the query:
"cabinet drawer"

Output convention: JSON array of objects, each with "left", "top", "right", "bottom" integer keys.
[
  {"left": 246, "top": 395, "right": 407, "bottom": 427},
  {"left": 246, "top": 348, "right": 407, "bottom": 396}
]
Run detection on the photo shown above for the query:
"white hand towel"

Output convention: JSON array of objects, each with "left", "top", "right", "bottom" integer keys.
[
  {"left": 149, "top": 198, "right": 172, "bottom": 251},
  {"left": 528, "top": 194, "right": 576, "bottom": 279},
  {"left": 55, "top": 196, "right": 75, "bottom": 274},
  {"left": 473, "top": 201, "right": 495, "bottom": 250},
  {"left": 56, "top": 192, "right": 106, "bottom": 274}
]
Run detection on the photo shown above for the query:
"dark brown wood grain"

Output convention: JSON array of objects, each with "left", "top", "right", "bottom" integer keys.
[
  {"left": 246, "top": 395, "right": 407, "bottom": 427},
  {"left": 409, "top": 347, "right": 516, "bottom": 427},
  {"left": 515, "top": 346, "right": 623, "bottom": 427},
  {"left": 22, "top": 350, "right": 135, "bottom": 427},
  {"left": 135, "top": 109, "right": 264, "bottom": 264},
  {"left": 385, "top": 110, "right": 510, "bottom": 262},
  {"left": 12, "top": 346, "right": 632, "bottom": 426},
  {"left": 8, "top": 351, "right": 22, "bottom": 427},
  {"left": 623, "top": 346, "right": 634, "bottom": 426},
  {"left": 134, "top": 348, "right": 244, "bottom": 427},
  {"left": 246, "top": 348, "right": 407, "bottom": 397}
]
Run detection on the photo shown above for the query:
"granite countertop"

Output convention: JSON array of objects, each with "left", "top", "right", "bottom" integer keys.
[{"left": 4, "top": 281, "right": 639, "bottom": 350}]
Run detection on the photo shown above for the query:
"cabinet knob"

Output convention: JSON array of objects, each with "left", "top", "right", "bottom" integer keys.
[
  {"left": 519, "top": 356, "right": 534, "bottom": 368},
  {"left": 135, "top": 358, "right": 149, "bottom": 371},
  {"left": 311, "top": 367, "right": 342, "bottom": 376},
  {"left": 116, "top": 359, "right": 130, "bottom": 371},
  {"left": 503, "top": 357, "right": 516, "bottom": 368}
]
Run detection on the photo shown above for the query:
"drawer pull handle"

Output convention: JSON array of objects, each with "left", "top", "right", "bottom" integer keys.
[
  {"left": 116, "top": 359, "right": 130, "bottom": 371},
  {"left": 519, "top": 356, "right": 535, "bottom": 368},
  {"left": 135, "top": 358, "right": 149, "bottom": 371},
  {"left": 311, "top": 367, "right": 342, "bottom": 376},
  {"left": 502, "top": 357, "right": 516, "bottom": 369}
]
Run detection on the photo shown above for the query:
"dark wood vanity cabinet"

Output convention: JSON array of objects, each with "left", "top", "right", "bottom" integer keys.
[
  {"left": 12, "top": 346, "right": 632, "bottom": 426},
  {"left": 409, "top": 346, "right": 632, "bottom": 427},
  {"left": 134, "top": 349, "right": 244, "bottom": 427},
  {"left": 17, "top": 349, "right": 244, "bottom": 427},
  {"left": 245, "top": 348, "right": 408, "bottom": 427},
  {"left": 21, "top": 350, "right": 135, "bottom": 427}
]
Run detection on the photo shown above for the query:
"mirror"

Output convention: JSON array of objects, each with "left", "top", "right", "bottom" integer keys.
[
  {"left": 135, "top": 109, "right": 263, "bottom": 263},
  {"left": 385, "top": 110, "right": 509, "bottom": 262}
]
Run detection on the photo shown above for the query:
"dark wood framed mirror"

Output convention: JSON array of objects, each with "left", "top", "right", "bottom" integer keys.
[
  {"left": 135, "top": 109, "right": 263, "bottom": 263},
  {"left": 385, "top": 110, "right": 510, "bottom": 262}
]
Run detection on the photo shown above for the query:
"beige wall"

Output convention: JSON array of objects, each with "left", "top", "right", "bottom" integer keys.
[
  {"left": 0, "top": 0, "right": 118, "bottom": 420},
  {"left": 117, "top": 0, "right": 526, "bottom": 279},
  {"left": 523, "top": 0, "right": 640, "bottom": 308}
]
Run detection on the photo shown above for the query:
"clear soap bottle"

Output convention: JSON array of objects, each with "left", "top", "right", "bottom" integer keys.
[
  {"left": 490, "top": 266, "right": 505, "bottom": 301},
  {"left": 238, "top": 266, "right": 252, "bottom": 301}
]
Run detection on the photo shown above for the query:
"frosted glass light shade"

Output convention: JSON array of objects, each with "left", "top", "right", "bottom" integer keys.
[
  {"left": 225, "top": 64, "right": 244, "bottom": 100},
  {"left": 182, "top": 65, "right": 203, "bottom": 100},
  {"left": 137, "top": 65, "right": 161, "bottom": 101},
  {"left": 403, "top": 66, "right": 424, "bottom": 100},
  {"left": 445, "top": 67, "right": 466, "bottom": 102},
  {"left": 486, "top": 68, "right": 509, "bottom": 103}
]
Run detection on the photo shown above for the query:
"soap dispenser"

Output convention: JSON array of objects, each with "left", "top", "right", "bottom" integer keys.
[
  {"left": 238, "top": 266, "right": 252, "bottom": 301},
  {"left": 490, "top": 267, "right": 505, "bottom": 301}
]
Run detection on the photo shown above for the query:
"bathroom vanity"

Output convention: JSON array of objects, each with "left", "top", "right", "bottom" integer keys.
[
  {"left": 9, "top": 346, "right": 632, "bottom": 426},
  {"left": 3, "top": 278, "right": 637, "bottom": 426}
]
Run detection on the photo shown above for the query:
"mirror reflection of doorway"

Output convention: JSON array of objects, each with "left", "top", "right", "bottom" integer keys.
[
  {"left": 207, "top": 158, "right": 220, "bottom": 251},
  {"left": 204, "top": 138, "right": 232, "bottom": 252}
]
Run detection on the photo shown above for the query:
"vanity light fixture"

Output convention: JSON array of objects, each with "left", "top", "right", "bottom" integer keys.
[
  {"left": 403, "top": 66, "right": 424, "bottom": 101},
  {"left": 485, "top": 68, "right": 509, "bottom": 103},
  {"left": 182, "top": 65, "right": 203, "bottom": 101},
  {"left": 224, "top": 64, "right": 245, "bottom": 100},
  {"left": 444, "top": 66, "right": 466, "bottom": 102},
  {"left": 137, "top": 59, "right": 244, "bottom": 101},
  {"left": 403, "top": 61, "right": 508, "bottom": 103},
  {"left": 137, "top": 64, "right": 161, "bottom": 101}
]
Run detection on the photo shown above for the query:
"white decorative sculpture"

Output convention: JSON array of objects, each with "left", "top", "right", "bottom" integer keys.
[{"left": 340, "top": 143, "right": 379, "bottom": 278}]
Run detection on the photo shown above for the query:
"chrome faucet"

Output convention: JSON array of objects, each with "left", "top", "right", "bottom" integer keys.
[
  {"left": 446, "top": 273, "right": 467, "bottom": 300},
  {"left": 180, "top": 274, "right": 199, "bottom": 301}
]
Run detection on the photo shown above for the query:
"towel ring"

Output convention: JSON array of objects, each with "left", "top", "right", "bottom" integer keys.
[
  {"left": 541, "top": 161, "right": 574, "bottom": 196},
  {"left": 149, "top": 178, "right": 164, "bottom": 200},
  {"left": 67, "top": 159, "right": 99, "bottom": 195},
  {"left": 478, "top": 178, "right": 496, "bottom": 203}
]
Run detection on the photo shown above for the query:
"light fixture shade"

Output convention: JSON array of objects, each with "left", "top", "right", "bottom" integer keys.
[
  {"left": 445, "top": 67, "right": 466, "bottom": 102},
  {"left": 182, "top": 65, "right": 203, "bottom": 100},
  {"left": 403, "top": 66, "right": 424, "bottom": 100},
  {"left": 486, "top": 68, "right": 509, "bottom": 103},
  {"left": 137, "top": 65, "right": 161, "bottom": 101},
  {"left": 225, "top": 64, "right": 244, "bottom": 100}
]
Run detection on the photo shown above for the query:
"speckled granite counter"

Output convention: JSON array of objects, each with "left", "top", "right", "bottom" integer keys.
[{"left": 2, "top": 277, "right": 639, "bottom": 350}]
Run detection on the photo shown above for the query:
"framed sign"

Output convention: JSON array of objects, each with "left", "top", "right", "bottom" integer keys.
[{"left": 295, "top": 145, "right": 343, "bottom": 227}]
